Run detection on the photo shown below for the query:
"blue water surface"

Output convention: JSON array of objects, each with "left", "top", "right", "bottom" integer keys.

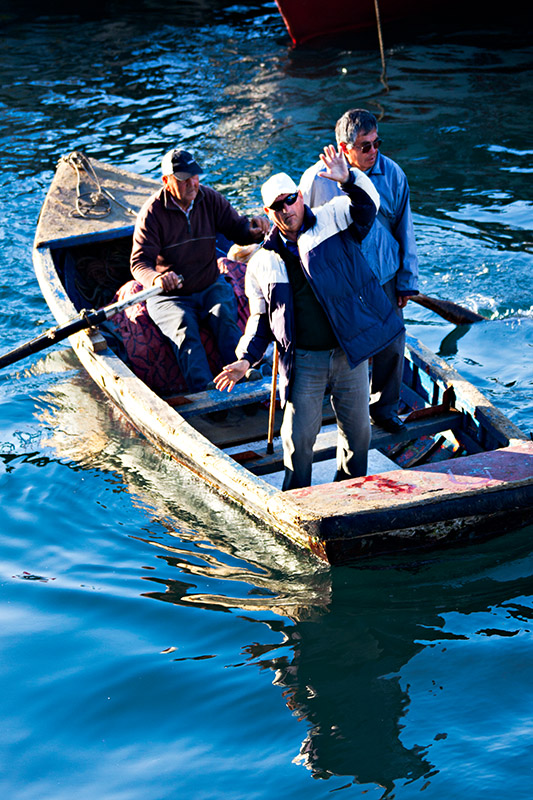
[{"left": 1, "top": 3, "right": 533, "bottom": 798}]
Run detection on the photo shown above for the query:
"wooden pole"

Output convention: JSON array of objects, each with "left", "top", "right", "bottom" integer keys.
[{"left": 266, "top": 343, "right": 279, "bottom": 455}]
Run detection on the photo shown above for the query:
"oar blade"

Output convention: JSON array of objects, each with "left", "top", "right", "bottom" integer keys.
[{"left": 411, "top": 294, "right": 486, "bottom": 325}]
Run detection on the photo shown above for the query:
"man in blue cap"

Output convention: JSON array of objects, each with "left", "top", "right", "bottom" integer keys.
[{"left": 131, "top": 148, "right": 269, "bottom": 392}]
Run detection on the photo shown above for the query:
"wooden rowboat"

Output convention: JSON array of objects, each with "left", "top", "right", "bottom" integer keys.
[{"left": 32, "top": 151, "right": 533, "bottom": 564}]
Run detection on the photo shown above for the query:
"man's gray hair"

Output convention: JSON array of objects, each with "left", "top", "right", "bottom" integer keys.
[{"left": 335, "top": 108, "right": 378, "bottom": 147}]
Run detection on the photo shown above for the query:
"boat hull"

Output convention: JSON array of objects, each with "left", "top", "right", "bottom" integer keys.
[
  {"left": 278, "top": 444, "right": 533, "bottom": 561},
  {"left": 275, "top": 0, "right": 431, "bottom": 45}
]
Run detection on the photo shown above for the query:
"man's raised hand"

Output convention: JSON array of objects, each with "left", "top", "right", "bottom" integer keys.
[{"left": 318, "top": 144, "right": 350, "bottom": 184}]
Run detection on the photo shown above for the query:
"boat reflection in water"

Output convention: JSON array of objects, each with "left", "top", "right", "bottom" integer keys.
[
  {"left": 35, "top": 354, "right": 332, "bottom": 615},
  {"left": 145, "top": 569, "right": 436, "bottom": 792},
  {"left": 33, "top": 354, "right": 533, "bottom": 794}
]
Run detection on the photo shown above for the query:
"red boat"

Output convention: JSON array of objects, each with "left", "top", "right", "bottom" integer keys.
[{"left": 275, "top": 0, "right": 456, "bottom": 45}]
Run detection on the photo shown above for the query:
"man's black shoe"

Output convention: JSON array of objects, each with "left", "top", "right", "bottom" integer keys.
[{"left": 372, "top": 414, "right": 406, "bottom": 434}]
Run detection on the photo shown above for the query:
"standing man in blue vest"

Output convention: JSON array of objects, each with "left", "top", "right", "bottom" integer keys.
[
  {"left": 215, "top": 146, "right": 404, "bottom": 490},
  {"left": 299, "top": 109, "right": 419, "bottom": 434}
]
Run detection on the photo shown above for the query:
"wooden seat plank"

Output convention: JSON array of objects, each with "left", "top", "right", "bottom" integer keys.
[{"left": 167, "top": 378, "right": 273, "bottom": 417}]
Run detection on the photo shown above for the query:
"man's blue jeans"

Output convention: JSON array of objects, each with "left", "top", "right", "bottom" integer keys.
[
  {"left": 146, "top": 275, "right": 242, "bottom": 392},
  {"left": 281, "top": 348, "right": 371, "bottom": 491}
]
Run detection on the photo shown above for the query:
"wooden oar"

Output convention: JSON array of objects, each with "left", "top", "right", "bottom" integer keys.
[
  {"left": 0, "top": 285, "right": 163, "bottom": 370},
  {"left": 266, "top": 343, "right": 279, "bottom": 455},
  {"left": 410, "top": 294, "right": 486, "bottom": 325}
]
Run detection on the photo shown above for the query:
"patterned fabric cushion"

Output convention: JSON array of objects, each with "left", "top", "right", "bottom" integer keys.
[{"left": 111, "top": 258, "right": 249, "bottom": 395}]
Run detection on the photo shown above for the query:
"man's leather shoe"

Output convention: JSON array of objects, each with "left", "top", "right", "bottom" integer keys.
[{"left": 372, "top": 414, "right": 406, "bottom": 434}]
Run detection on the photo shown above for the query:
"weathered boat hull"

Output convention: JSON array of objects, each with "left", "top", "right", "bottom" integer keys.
[
  {"left": 31, "top": 153, "right": 533, "bottom": 564},
  {"left": 280, "top": 442, "right": 533, "bottom": 561}
]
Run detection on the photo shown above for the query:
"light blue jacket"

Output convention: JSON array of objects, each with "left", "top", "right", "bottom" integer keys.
[{"left": 299, "top": 151, "right": 419, "bottom": 294}]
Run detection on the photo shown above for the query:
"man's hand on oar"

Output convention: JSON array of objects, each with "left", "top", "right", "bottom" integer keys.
[{"left": 0, "top": 283, "right": 180, "bottom": 370}]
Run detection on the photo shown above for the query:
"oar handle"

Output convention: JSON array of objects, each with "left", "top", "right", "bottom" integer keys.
[
  {"left": 102, "top": 284, "right": 164, "bottom": 319},
  {"left": 0, "top": 282, "right": 175, "bottom": 371}
]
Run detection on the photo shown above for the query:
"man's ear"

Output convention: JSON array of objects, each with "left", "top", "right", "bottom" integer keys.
[{"left": 339, "top": 142, "right": 349, "bottom": 155}]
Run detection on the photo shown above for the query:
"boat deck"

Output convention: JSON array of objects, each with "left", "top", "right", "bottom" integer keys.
[{"left": 163, "top": 377, "right": 466, "bottom": 480}]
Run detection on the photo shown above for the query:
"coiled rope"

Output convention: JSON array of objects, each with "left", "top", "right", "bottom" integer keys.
[{"left": 61, "top": 151, "right": 136, "bottom": 218}]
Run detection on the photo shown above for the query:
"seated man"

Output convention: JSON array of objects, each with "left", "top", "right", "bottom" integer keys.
[
  {"left": 215, "top": 146, "right": 404, "bottom": 490},
  {"left": 130, "top": 148, "right": 269, "bottom": 392}
]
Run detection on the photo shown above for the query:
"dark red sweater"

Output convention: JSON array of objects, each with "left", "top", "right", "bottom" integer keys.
[{"left": 130, "top": 184, "right": 256, "bottom": 295}]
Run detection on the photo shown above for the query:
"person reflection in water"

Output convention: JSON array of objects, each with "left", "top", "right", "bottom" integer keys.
[
  {"left": 144, "top": 564, "right": 432, "bottom": 792},
  {"left": 268, "top": 605, "right": 432, "bottom": 791}
]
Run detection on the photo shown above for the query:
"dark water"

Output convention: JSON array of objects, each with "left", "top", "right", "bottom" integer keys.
[{"left": 1, "top": 3, "right": 533, "bottom": 798}]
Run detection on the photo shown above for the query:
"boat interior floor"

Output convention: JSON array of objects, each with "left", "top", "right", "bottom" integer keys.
[{"left": 165, "top": 379, "right": 465, "bottom": 483}]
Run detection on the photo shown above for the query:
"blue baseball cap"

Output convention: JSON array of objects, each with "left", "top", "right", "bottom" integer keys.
[{"left": 161, "top": 149, "right": 202, "bottom": 180}]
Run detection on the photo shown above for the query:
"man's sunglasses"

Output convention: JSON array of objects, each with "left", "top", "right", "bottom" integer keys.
[
  {"left": 269, "top": 192, "right": 299, "bottom": 212},
  {"left": 356, "top": 137, "right": 383, "bottom": 154}
]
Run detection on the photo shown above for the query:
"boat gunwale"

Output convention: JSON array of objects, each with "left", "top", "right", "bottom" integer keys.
[
  {"left": 404, "top": 335, "right": 525, "bottom": 448},
  {"left": 35, "top": 225, "right": 137, "bottom": 251}
]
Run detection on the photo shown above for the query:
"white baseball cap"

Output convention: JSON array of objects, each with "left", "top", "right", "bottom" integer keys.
[{"left": 261, "top": 172, "right": 298, "bottom": 209}]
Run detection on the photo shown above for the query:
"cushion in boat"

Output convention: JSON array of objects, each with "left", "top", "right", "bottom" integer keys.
[{"left": 111, "top": 258, "right": 249, "bottom": 395}]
